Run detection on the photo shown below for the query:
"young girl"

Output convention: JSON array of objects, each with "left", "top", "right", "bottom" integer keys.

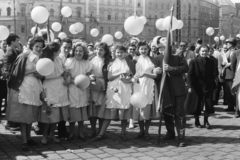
[
  {"left": 65, "top": 42, "right": 93, "bottom": 141},
  {"left": 38, "top": 42, "right": 70, "bottom": 144},
  {"left": 6, "top": 37, "right": 45, "bottom": 151},
  {"left": 133, "top": 41, "right": 158, "bottom": 140},
  {"left": 88, "top": 42, "right": 112, "bottom": 138},
  {"left": 93, "top": 44, "right": 135, "bottom": 141}
]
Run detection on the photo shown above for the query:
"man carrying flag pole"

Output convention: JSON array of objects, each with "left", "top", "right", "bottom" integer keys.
[{"left": 156, "top": 4, "right": 189, "bottom": 147}]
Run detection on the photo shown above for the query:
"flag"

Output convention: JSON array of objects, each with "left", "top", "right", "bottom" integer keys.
[{"left": 157, "top": 4, "right": 175, "bottom": 116}]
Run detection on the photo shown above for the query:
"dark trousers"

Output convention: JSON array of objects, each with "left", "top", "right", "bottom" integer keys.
[
  {"left": 164, "top": 95, "right": 186, "bottom": 140},
  {"left": 213, "top": 79, "right": 227, "bottom": 104},
  {"left": 224, "top": 79, "right": 236, "bottom": 110},
  {"left": 58, "top": 121, "right": 67, "bottom": 137}
]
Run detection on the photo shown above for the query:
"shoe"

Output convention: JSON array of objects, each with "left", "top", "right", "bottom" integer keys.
[
  {"left": 135, "top": 132, "right": 145, "bottom": 139},
  {"left": 205, "top": 123, "right": 212, "bottom": 129},
  {"left": 27, "top": 139, "right": 39, "bottom": 146},
  {"left": 88, "top": 131, "right": 97, "bottom": 138},
  {"left": 78, "top": 135, "right": 86, "bottom": 141},
  {"left": 92, "top": 135, "right": 104, "bottom": 141},
  {"left": 144, "top": 133, "right": 151, "bottom": 140},
  {"left": 120, "top": 133, "right": 128, "bottom": 141},
  {"left": 5, "top": 126, "right": 20, "bottom": 131},
  {"left": 67, "top": 135, "right": 74, "bottom": 141},
  {"left": 21, "top": 143, "right": 29, "bottom": 151},
  {"left": 235, "top": 112, "right": 240, "bottom": 118},
  {"left": 51, "top": 137, "right": 60, "bottom": 143},
  {"left": 178, "top": 141, "right": 186, "bottom": 147},
  {"left": 41, "top": 137, "right": 48, "bottom": 145},
  {"left": 129, "top": 124, "right": 134, "bottom": 129},
  {"left": 162, "top": 135, "right": 175, "bottom": 141},
  {"left": 195, "top": 121, "right": 202, "bottom": 128}
]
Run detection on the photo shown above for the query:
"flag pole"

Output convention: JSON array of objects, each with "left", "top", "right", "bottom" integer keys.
[{"left": 157, "top": 3, "right": 174, "bottom": 145}]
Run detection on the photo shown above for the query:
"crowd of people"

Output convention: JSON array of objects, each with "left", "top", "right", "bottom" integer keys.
[{"left": 0, "top": 32, "right": 239, "bottom": 151}]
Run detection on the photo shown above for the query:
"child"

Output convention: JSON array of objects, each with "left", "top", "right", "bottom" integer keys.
[
  {"left": 64, "top": 42, "right": 93, "bottom": 141},
  {"left": 38, "top": 42, "right": 70, "bottom": 144},
  {"left": 93, "top": 44, "right": 135, "bottom": 141},
  {"left": 133, "top": 41, "right": 159, "bottom": 140},
  {"left": 88, "top": 42, "right": 112, "bottom": 138}
]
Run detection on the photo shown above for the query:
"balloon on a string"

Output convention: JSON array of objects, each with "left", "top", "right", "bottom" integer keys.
[
  {"left": 0, "top": 25, "right": 10, "bottom": 40},
  {"left": 101, "top": 34, "right": 114, "bottom": 46},
  {"left": 130, "top": 92, "right": 148, "bottom": 109},
  {"left": 31, "top": 6, "right": 49, "bottom": 24},
  {"left": 51, "top": 22, "right": 62, "bottom": 32},
  {"left": 140, "top": 16, "right": 147, "bottom": 25},
  {"left": 162, "top": 16, "right": 178, "bottom": 30},
  {"left": 74, "top": 75, "right": 90, "bottom": 90},
  {"left": 69, "top": 24, "right": 78, "bottom": 34},
  {"left": 61, "top": 6, "right": 72, "bottom": 18},
  {"left": 58, "top": 32, "right": 67, "bottom": 39},
  {"left": 177, "top": 20, "right": 184, "bottom": 29},
  {"left": 74, "top": 22, "right": 84, "bottom": 33},
  {"left": 31, "top": 26, "right": 40, "bottom": 35},
  {"left": 115, "top": 31, "right": 123, "bottom": 39},
  {"left": 36, "top": 58, "right": 54, "bottom": 76},
  {"left": 206, "top": 27, "right": 215, "bottom": 36},
  {"left": 90, "top": 28, "right": 99, "bottom": 37},
  {"left": 124, "top": 16, "right": 144, "bottom": 36},
  {"left": 220, "top": 35, "right": 225, "bottom": 41},
  {"left": 155, "top": 18, "right": 164, "bottom": 31},
  {"left": 214, "top": 36, "right": 219, "bottom": 42},
  {"left": 38, "top": 29, "right": 54, "bottom": 42}
]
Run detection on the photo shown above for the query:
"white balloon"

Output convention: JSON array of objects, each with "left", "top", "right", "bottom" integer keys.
[
  {"left": 51, "top": 22, "right": 62, "bottom": 32},
  {"left": 214, "top": 36, "right": 220, "bottom": 42},
  {"left": 101, "top": 34, "right": 114, "bottom": 46},
  {"left": 124, "top": 16, "right": 144, "bottom": 36},
  {"left": 61, "top": 6, "right": 72, "bottom": 18},
  {"left": 162, "top": 16, "right": 178, "bottom": 30},
  {"left": 152, "top": 36, "right": 162, "bottom": 47},
  {"left": 36, "top": 58, "right": 54, "bottom": 76},
  {"left": 31, "top": 6, "right": 49, "bottom": 24},
  {"left": 69, "top": 24, "right": 78, "bottom": 34},
  {"left": 90, "top": 28, "right": 99, "bottom": 37},
  {"left": 74, "top": 22, "right": 84, "bottom": 33},
  {"left": 177, "top": 20, "right": 184, "bottom": 29},
  {"left": 58, "top": 32, "right": 67, "bottom": 39},
  {"left": 140, "top": 16, "right": 147, "bottom": 25},
  {"left": 155, "top": 18, "right": 164, "bottom": 31},
  {"left": 38, "top": 29, "right": 54, "bottom": 42},
  {"left": 114, "top": 31, "right": 123, "bottom": 39},
  {"left": 220, "top": 35, "right": 225, "bottom": 41},
  {"left": 31, "top": 26, "right": 40, "bottom": 35},
  {"left": 0, "top": 26, "right": 9, "bottom": 40},
  {"left": 206, "top": 27, "right": 214, "bottom": 36}
]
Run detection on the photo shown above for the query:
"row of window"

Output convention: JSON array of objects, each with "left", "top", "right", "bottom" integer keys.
[{"left": 0, "top": 7, "right": 12, "bottom": 16}]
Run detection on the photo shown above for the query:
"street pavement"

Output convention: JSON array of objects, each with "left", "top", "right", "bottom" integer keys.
[{"left": 0, "top": 102, "right": 240, "bottom": 160}]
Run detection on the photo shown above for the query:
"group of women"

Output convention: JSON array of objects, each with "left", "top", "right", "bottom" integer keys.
[{"left": 5, "top": 36, "right": 162, "bottom": 151}]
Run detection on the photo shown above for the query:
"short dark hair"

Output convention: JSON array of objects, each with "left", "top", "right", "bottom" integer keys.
[
  {"left": 199, "top": 45, "right": 209, "bottom": 52},
  {"left": 197, "top": 39, "right": 203, "bottom": 45},
  {"left": 29, "top": 37, "right": 45, "bottom": 50},
  {"left": 95, "top": 42, "right": 111, "bottom": 59},
  {"left": 41, "top": 42, "right": 61, "bottom": 61},
  {"left": 115, "top": 44, "right": 127, "bottom": 53},
  {"left": 137, "top": 41, "right": 151, "bottom": 55},
  {"left": 62, "top": 38, "right": 72, "bottom": 46},
  {"left": 127, "top": 43, "right": 136, "bottom": 49},
  {"left": 6, "top": 33, "right": 19, "bottom": 46},
  {"left": 71, "top": 42, "right": 88, "bottom": 60}
]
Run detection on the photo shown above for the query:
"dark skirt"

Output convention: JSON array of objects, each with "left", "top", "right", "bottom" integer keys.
[
  {"left": 0, "top": 79, "right": 7, "bottom": 99},
  {"left": 6, "top": 90, "right": 40, "bottom": 124}
]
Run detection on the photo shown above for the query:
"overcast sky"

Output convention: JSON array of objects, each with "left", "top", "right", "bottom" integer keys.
[{"left": 231, "top": 0, "right": 240, "bottom": 3}]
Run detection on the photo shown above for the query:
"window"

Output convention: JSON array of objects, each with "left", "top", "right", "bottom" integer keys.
[
  {"left": 0, "top": 9, "right": 1, "bottom": 16},
  {"left": 7, "top": 25, "right": 11, "bottom": 30},
  {"left": 155, "top": 3, "right": 158, "bottom": 9},
  {"left": 194, "top": 6, "right": 197, "bottom": 11},
  {"left": 155, "top": 15, "right": 157, "bottom": 20},
  {"left": 108, "top": 0, "right": 111, "bottom": 5},
  {"left": 129, "top": 0, "right": 132, "bottom": 6},
  {"left": 21, "top": 25, "right": 25, "bottom": 33},
  {"left": 108, "top": 27, "right": 111, "bottom": 33},
  {"left": 122, "top": 12, "right": 125, "bottom": 19},
  {"left": 122, "top": 0, "right": 125, "bottom": 5},
  {"left": 76, "top": 8, "right": 81, "bottom": 18},
  {"left": 108, "top": 15, "right": 111, "bottom": 20},
  {"left": 194, "top": 18, "right": 196, "bottom": 24},
  {"left": 7, "top": 7, "right": 11, "bottom": 16},
  {"left": 100, "top": 27, "right": 103, "bottom": 34},
  {"left": 115, "top": 12, "right": 118, "bottom": 20},
  {"left": 167, "top": 3, "right": 169, "bottom": 9},
  {"left": 149, "top": 2, "right": 152, "bottom": 9},
  {"left": 50, "top": 9, "right": 54, "bottom": 17},
  {"left": 138, "top": 2, "right": 141, "bottom": 7},
  {"left": 193, "top": 30, "right": 196, "bottom": 36},
  {"left": 21, "top": 7, "right": 25, "bottom": 16},
  {"left": 161, "top": 3, "right": 164, "bottom": 9},
  {"left": 116, "top": 0, "right": 118, "bottom": 5}
]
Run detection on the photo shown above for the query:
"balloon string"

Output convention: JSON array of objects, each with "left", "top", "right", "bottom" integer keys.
[{"left": 34, "top": 23, "right": 39, "bottom": 37}]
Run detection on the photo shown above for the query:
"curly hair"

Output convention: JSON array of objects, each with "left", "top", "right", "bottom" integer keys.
[
  {"left": 29, "top": 37, "right": 45, "bottom": 50},
  {"left": 71, "top": 42, "right": 88, "bottom": 60},
  {"left": 95, "top": 42, "right": 111, "bottom": 59}
]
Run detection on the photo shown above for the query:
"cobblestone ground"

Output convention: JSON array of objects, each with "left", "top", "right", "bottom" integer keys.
[{"left": 0, "top": 103, "right": 240, "bottom": 160}]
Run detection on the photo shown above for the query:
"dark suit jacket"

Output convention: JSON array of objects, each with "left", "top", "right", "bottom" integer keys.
[
  {"left": 2, "top": 46, "right": 20, "bottom": 79},
  {"left": 155, "top": 54, "right": 188, "bottom": 97},
  {"left": 231, "top": 49, "right": 240, "bottom": 74},
  {"left": 187, "top": 57, "right": 215, "bottom": 92}
]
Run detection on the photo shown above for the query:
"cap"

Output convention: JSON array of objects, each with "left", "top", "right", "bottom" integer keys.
[
  {"left": 87, "top": 43, "right": 94, "bottom": 47},
  {"left": 226, "top": 38, "right": 237, "bottom": 45}
]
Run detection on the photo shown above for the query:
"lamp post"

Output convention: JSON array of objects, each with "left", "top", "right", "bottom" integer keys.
[
  {"left": 230, "top": 14, "right": 234, "bottom": 37},
  {"left": 13, "top": 0, "right": 16, "bottom": 33}
]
